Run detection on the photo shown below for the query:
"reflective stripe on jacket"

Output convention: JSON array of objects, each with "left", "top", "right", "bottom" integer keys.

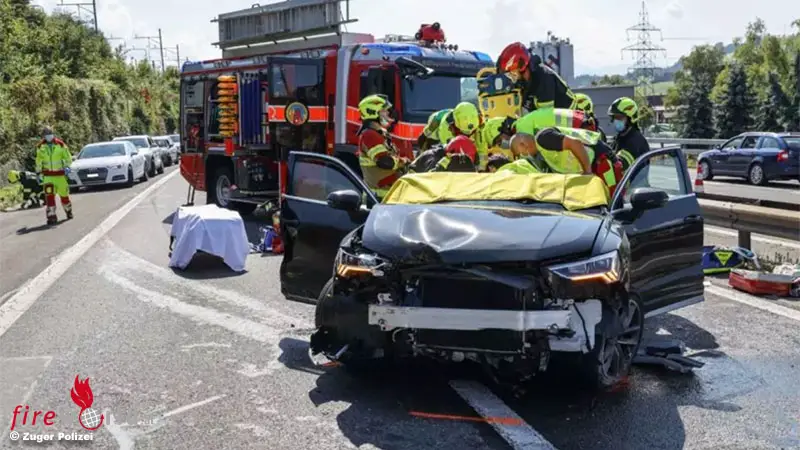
[{"left": 35, "top": 139, "right": 71, "bottom": 174}]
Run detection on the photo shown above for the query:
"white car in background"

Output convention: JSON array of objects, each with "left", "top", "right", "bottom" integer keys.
[
  {"left": 154, "top": 135, "right": 179, "bottom": 166},
  {"left": 68, "top": 141, "right": 147, "bottom": 188},
  {"left": 113, "top": 135, "right": 164, "bottom": 177}
]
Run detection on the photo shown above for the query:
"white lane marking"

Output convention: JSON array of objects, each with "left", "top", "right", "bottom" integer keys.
[
  {"left": 0, "top": 170, "right": 180, "bottom": 339},
  {"left": 180, "top": 342, "right": 232, "bottom": 351},
  {"left": 162, "top": 395, "right": 225, "bottom": 418},
  {"left": 0, "top": 288, "right": 19, "bottom": 305},
  {"left": 704, "top": 225, "right": 800, "bottom": 250},
  {"left": 102, "top": 240, "right": 307, "bottom": 329},
  {"left": 706, "top": 283, "right": 800, "bottom": 322},
  {"left": 449, "top": 380, "right": 558, "bottom": 450}
]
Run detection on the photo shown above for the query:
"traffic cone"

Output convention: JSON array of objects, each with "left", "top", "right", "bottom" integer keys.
[
  {"left": 270, "top": 211, "right": 284, "bottom": 254},
  {"left": 694, "top": 164, "right": 704, "bottom": 193}
]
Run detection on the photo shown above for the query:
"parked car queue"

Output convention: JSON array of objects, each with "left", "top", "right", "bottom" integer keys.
[{"left": 67, "top": 134, "right": 180, "bottom": 189}]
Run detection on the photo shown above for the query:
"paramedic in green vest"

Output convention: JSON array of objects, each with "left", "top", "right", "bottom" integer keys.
[
  {"left": 35, "top": 126, "right": 73, "bottom": 225},
  {"left": 417, "top": 109, "right": 451, "bottom": 151},
  {"left": 609, "top": 97, "right": 650, "bottom": 172},
  {"left": 509, "top": 127, "right": 623, "bottom": 197},
  {"left": 357, "top": 95, "right": 408, "bottom": 199},
  {"left": 573, "top": 93, "right": 607, "bottom": 143}
]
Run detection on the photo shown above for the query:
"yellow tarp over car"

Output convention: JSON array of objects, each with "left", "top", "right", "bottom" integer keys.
[{"left": 382, "top": 172, "right": 610, "bottom": 211}]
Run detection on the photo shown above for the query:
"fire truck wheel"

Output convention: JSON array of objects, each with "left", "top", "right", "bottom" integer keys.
[{"left": 209, "top": 167, "right": 234, "bottom": 208}]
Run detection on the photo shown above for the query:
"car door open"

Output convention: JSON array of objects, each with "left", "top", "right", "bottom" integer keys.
[
  {"left": 280, "top": 151, "right": 378, "bottom": 303},
  {"left": 611, "top": 147, "right": 705, "bottom": 317}
]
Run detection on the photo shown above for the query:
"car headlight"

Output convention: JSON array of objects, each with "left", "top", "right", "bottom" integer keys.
[
  {"left": 335, "top": 248, "right": 389, "bottom": 278},
  {"left": 546, "top": 250, "right": 620, "bottom": 284},
  {"left": 109, "top": 164, "right": 123, "bottom": 169}
]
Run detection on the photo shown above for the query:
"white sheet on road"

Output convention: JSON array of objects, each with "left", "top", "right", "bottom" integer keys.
[{"left": 169, "top": 204, "right": 250, "bottom": 272}]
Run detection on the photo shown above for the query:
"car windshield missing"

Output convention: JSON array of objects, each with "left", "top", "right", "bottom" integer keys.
[{"left": 78, "top": 144, "right": 127, "bottom": 159}]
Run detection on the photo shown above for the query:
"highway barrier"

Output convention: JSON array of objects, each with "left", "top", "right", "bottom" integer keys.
[
  {"left": 699, "top": 198, "right": 800, "bottom": 247},
  {"left": 646, "top": 138, "right": 724, "bottom": 158}
]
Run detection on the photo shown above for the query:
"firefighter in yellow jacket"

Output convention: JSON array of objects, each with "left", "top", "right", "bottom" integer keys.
[
  {"left": 35, "top": 126, "right": 73, "bottom": 224},
  {"left": 356, "top": 95, "right": 408, "bottom": 198}
]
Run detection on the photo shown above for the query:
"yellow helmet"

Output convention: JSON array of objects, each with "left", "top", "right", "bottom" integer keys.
[
  {"left": 573, "top": 93, "right": 593, "bottom": 114},
  {"left": 451, "top": 102, "right": 480, "bottom": 136},
  {"left": 358, "top": 94, "right": 392, "bottom": 120},
  {"left": 7, "top": 170, "right": 19, "bottom": 183}
]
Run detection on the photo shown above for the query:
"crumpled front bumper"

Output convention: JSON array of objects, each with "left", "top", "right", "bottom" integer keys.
[{"left": 368, "top": 300, "right": 602, "bottom": 353}]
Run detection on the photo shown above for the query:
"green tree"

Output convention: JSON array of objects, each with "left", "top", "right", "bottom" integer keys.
[
  {"left": 683, "top": 75, "right": 716, "bottom": 138},
  {"left": 757, "top": 72, "right": 790, "bottom": 131},
  {"left": 591, "top": 74, "right": 628, "bottom": 86},
  {"left": 715, "top": 63, "right": 755, "bottom": 138},
  {"left": 788, "top": 52, "right": 800, "bottom": 131},
  {"left": 665, "top": 44, "right": 726, "bottom": 109}
]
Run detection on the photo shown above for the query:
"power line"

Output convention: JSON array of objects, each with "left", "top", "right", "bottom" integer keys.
[
  {"left": 133, "top": 31, "right": 165, "bottom": 72},
  {"left": 57, "top": 0, "right": 97, "bottom": 31},
  {"left": 620, "top": 1, "right": 667, "bottom": 98}
]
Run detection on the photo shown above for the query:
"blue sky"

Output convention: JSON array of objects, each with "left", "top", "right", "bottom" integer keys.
[{"left": 33, "top": 0, "right": 799, "bottom": 75}]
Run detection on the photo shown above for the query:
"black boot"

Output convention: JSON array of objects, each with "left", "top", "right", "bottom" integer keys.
[{"left": 66, "top": 211, "right": 73, "bottom": 220}]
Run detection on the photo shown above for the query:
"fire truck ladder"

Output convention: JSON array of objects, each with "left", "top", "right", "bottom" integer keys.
[{"left": 212, "top": 0, "right": 358, "bottom": 52}]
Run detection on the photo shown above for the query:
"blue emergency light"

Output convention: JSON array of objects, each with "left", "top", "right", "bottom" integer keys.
[{"left": 362, "top": 44, "right": 423, "bottom": 57}]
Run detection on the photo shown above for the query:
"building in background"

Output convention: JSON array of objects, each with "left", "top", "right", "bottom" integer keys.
[
  {"left": 572, "top": 85, "right": 636, "bottom": 136},
  {"left": 530, "top": 32, "right": 574, "bottom": 87}
]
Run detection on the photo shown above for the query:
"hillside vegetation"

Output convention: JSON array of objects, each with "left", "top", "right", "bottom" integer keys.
[{"left": 0, "top": 0, "right": 179, "bottom": 180}]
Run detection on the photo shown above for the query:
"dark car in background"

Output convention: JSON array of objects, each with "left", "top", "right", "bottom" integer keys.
[
  {"left": 697, "top": 132, "right": 800, "bottom": 185},
  {"left": 279, "top": 148, "right": 705, "bottom": 390}
]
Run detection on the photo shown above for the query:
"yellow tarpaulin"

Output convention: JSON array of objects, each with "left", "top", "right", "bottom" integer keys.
[{"left": 382, "top": 172, "right": 610, "bottom": 211}]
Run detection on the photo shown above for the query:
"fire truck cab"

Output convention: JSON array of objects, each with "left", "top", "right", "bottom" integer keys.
[{"left": 178, "top": 0, "right": 493, "bottom": 213}]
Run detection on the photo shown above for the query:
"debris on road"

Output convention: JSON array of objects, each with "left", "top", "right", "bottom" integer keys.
[
  {"left": 702, "top": 245, "right": 761, "bottom": 274},
  {"left": 168, "top": 204, "right": 250, "bottom": 272},
  {"left": 729, "top": 269, "right": 794, "bottom": 297}
]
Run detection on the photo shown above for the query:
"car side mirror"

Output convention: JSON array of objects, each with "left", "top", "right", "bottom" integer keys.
[
  {"left": 327, "top": 189, "right": 362, "bottom": 211},
  {"left": 630, "top": 187, "right": 668, "bottom": 211}
]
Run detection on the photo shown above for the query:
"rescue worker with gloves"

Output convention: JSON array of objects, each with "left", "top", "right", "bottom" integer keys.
[
  {"left": 496, "top": 42, "right": 576, "bottom": 112},
  {"left": 35, "top": 126, "right": 73, "bottom": 224},
  {"left": 609, "top": 97, "right": 650, "bottom": 172},
  {"left": 357, "top": 95, "right": 408, "bottom": 199},
  {"left": 7, "top": 170, "right": 44, "bottom": 209},
  {"left": 509, "top": 127, "right": 623, "bottom": 197}
]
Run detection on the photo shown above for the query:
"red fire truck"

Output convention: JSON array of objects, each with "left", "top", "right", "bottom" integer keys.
[{"left": 178, "top": 0, "right": 493, "bottom": 213}]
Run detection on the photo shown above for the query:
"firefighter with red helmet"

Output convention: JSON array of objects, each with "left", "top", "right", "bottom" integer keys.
[
  {"left": 496, "top": 42, "right": 576, "bottom": 112},
  {"left": 357, "top": 94, "right": 408, "bottom": 198},
  {"left": 433, "top": 135, "right": 479, "bottom": 172}
]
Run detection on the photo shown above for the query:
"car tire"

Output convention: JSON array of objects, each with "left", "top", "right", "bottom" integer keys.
[
  {"left": 580, "top": 297, "right": 643, "bottom": 391},
  {"left": 139, "top": 165, "right": 148, "bottom": 182},
  {"left": 157, "top": 159, "right": 165, "bottom": 174},
  {"left": 125, "top": 166, "right": 134, "bottom": 188},
  {"left": 699, "top": 160, "right": 714, "bottom": 181},
  {"left": 148, "top": 158, "right": 157, "bottom": 177},
  {"left": 748, "top": 163, "right": 767, "bottom": 185}
]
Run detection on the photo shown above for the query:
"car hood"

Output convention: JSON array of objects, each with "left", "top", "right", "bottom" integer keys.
[
  {"left": 362, "top": 204, "right": 603, "bottom": 264},
  {"left": 72, "top": 155, "right": 129, "bottom": 168}
]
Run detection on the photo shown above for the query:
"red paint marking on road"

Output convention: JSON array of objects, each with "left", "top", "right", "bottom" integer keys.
[{"left": 409, "top": 411, "right": 523, "bottom": 426}]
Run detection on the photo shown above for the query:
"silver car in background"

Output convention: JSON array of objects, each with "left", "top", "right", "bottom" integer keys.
[
  {"left": 154, "top": 136, "right": 179, "bottom": 166},
  {"left": 112, "top": 135, "right": 164, "bottom": 177},
  {"left": 68, "top": 141, "right": 147, "bottom": 188}
]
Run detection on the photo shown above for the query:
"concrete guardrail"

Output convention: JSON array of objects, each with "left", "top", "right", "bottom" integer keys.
[{"left": 698, "top": 199, "right": 800, "bottom": 247}]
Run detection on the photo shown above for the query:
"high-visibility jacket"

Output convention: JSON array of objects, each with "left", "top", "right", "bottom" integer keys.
[
  {"left": 35, "top": 138, "right": 71, "bottom": 175},
  {"left": 515, "top": 109, "right": 594, "bottom": 136},
  {"left": 534, "top": 127, "right": 621, "bottom": 193},
  {"left": 357, "top": 125, "right": 402, "bottom": 197},
  {"left": 521, "top": 64, "right": 576, "bottom": 112},
  {"left": 496, "top": 158, "right": 543, "bottom": 174},
  {"left": 421, "top": 109, "right": 452, "bottom": 144}
]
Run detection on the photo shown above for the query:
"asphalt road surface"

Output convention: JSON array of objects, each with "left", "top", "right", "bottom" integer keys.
[
  {"left": 690, "top": 173, "right": 799, "bottom": 205},
  {"left": 1, "top": 170, "right": 799, "bottom": 450}
]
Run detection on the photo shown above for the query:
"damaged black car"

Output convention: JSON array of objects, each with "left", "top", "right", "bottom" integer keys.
[{"left": 279, "top": 148, "right": 705, "bottom": 389}]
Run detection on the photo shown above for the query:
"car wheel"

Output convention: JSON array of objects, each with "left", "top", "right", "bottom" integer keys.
[
  {"left": 157, "top": 158, "right": 165, "bottom": 174},
  {"left": 699, "top": 160, "right": 713, "bottom": 181},
  {"left": 748, "top": 163, "right": 767, "bottom": 185},
  {"left": 581, "top": 297, "right": 643, "bottom": 391},
  {"left": 139, "top": 164, "right": 149, "bottom": 182},
  {"left": 148, "top": 158, "right": 157, "bottom": 177},
  {"left": 125, "top": 166, "right": 134, "bottom": 188}
]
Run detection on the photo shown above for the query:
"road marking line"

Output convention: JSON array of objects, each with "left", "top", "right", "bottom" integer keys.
[
  {"left": 162, "top": 395, "right": 225, "bottom": 418},
  {"left": 704, "top": 225, "right": 800, "bottom": 250},
  {"left": 449, "top": 380, "right": 558, "bottom": 450},
  {"left": 0, "top": 170, "right": 179, "bottom": 339},
  {"left": 705, "top": 283, "right": 800, "bottom": 322}
]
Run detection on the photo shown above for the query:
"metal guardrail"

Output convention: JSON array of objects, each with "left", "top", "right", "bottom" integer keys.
[
  {"left": 646, "top": 137, "right": 725, "bottom": 158},
  {"left": 699, "top": 199, "right": 800, "bottom": 247}
]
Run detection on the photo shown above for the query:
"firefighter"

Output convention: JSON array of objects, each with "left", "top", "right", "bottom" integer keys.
[
  {"left": 512, "top": 108, "right": 596, "bottom": 136},
  {"left": 356, "top": 95, "right": 407, "bottom": 198},
  {"left": 432, "top": 135, "right": 479, "bottom": 172},
  {"left": 417, "top": 109, "right": 451, "bottom": 151},
  {"left": 496, "top": 42, "right": 576, "bottom": 112},
  {"left": 509, "top": 127, "right": 623, "bottom": 197},
  {"left": 439, "top": 102, "right": 487, "bottom": 169},
  {"left": 408, "top": 144, "right": 447, "bottom": 173},
  {"left": 35, "top": 126, "right": 73, "bottom": 224},
  {"left": 7, "top": 170, "right": 44, "bottom": 209},
  {"left": 609, "top": 97, "right": 650, "bottom": 172},
  {"left": 573, "top": 93, "right": 607, "bottom": 142}
]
